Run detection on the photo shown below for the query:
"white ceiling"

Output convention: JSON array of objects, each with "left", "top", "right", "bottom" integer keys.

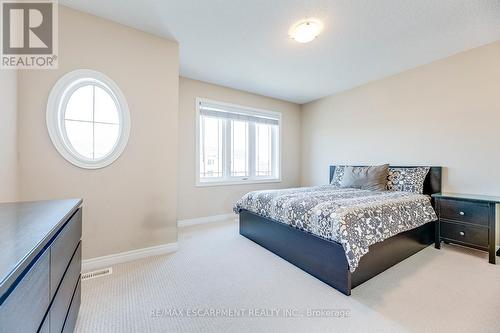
[{"left": 60, "top": 0, "right": 500, "bottom": 104}]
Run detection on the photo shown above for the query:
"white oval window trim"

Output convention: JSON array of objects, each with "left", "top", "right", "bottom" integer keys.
[{"left": 47, "top": 69, "right": 131, "bottom": 169}]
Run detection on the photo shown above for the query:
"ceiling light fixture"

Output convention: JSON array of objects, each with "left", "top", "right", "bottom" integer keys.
[{"left": 289, "top": 18, "right": 323, "bottom": 43}]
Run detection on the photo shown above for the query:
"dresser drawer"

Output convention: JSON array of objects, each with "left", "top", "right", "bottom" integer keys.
[
  {"left": 440, "top": 221, "right": 489, "bottom": 248},
  {"left": 50, "top": 242, "right": 81, "bottom": 333},
  {"left": 62, "top": 279, "right": 81, "bottom": 333},
  {"left": 51, "top": 209, "right": 82, "bottom": 299},
  {"left": 439, "top": 199, "right": 489, "bottom": 226},
  {"left": 0, "top": 250, "right": 50, "bottom": 333},
  {"left": 39, "top": 314, "right": 49, "bottom": 333}
]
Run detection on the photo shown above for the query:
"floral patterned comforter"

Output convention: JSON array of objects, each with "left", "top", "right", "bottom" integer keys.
[{"left": 234, "top": 186, "right": 437, "bottom": 272}]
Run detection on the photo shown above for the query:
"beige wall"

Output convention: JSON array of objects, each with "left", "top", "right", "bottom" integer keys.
[
  {"left": 17, "top": 7, "right": 179, "bottom": 259},
  {"left": 0, "top": 71, "right": 18, "bottom": 202},
  {"left": 13, "top": 6, "right": 499, "bottom": 255},
  {"left": 301, "top": 41, "right": 500, "bottom": 198},
  {"left": 178, "top": 78, "right": 301, "bottom": 220}
]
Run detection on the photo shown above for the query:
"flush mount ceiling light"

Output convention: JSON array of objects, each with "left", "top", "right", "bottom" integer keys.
[{"left": 289, "top": 18, "right": 324, "bottom": 43}]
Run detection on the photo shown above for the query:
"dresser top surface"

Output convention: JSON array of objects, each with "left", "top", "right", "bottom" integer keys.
[
  {"left": 0, "top": 199, "right": 82, "bottom": 299},
  {"left": 432, "top": 192, "right": 500, "bottom": 203}
]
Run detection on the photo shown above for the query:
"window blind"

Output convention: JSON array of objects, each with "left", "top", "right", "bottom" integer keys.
[{"left": 199, "top": 101, "right": 279, "bottom": 126}]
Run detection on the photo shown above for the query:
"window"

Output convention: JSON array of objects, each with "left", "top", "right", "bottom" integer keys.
[
  {"left": 46, "top": 70, "right": 130, "bottom": 169},
  {"left": 196, "top": 98, "right": 281, "bottom": 186}
]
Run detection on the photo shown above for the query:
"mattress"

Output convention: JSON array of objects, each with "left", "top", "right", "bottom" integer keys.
[{"left": 234, "top": 186, "right": 437, "bottom": 272}]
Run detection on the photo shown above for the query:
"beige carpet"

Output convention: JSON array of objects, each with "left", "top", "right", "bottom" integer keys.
[{"left": 76, "top": 219, "right": 500, "bottom": 333}]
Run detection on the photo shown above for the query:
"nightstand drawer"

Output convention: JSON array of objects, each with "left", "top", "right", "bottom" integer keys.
[
  {"left": 440, "top": 221, "right": 489, "bottom": 248},
  {"left": 439, "top": 199, "right": 489, "bottom": 226}
]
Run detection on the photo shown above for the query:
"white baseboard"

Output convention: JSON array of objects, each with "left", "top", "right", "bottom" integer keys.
[
  {"left": 82, "top": 242, "right": 178, "bottom": 273},
  {"left": 177, "top": 213, "right": 237, "bottom": 227}
]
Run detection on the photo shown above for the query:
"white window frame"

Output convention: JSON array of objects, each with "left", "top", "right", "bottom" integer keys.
[
  {"left": 46, "top": 69, "right": 131, "bottom": 169},
  {"left": 195, "top": 98, "right": 282, "bottom": 187}
]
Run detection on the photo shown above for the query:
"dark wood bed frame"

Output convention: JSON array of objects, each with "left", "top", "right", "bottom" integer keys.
[{"left": 239, "top": 166, "right": 442, "bottom": 295}]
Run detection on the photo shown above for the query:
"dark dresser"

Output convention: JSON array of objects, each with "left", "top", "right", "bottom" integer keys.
[
  {"left": 0, "top": 199, "right": 82, "bottom": 333},
  {"left": 432, "top": 193, "right": 499, "bottom": 264}
]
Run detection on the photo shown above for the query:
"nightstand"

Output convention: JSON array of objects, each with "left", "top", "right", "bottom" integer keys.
[{"left": 432, "top": 193, "right": 499, "bottom": 264}]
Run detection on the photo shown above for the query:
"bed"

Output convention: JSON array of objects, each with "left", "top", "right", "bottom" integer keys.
[{"left": 235, "top": 166, "right": 442, "bottom": 295}]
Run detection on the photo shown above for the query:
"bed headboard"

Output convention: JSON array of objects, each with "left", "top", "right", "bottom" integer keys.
[{"left": 329, "top": 165, "right": 442, "bottom": 196}]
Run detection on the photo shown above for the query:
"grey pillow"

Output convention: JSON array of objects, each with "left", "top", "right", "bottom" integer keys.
[{"left": 340, "top": 164, "right": 390, "bottom": 191}]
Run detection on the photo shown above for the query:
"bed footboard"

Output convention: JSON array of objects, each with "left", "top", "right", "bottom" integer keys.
[
  {"left": 239, "top": 209, "right": 352, "bottom": 295},
  {"left": 239, "top": 209, "right": 435, "bottom": 296}
]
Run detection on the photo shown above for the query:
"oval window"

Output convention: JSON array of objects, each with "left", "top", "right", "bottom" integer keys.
[{"left": 47, "top": 70, "right": 130, "bottom": 169}]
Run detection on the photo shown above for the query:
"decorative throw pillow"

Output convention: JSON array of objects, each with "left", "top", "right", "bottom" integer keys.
[
  {"left": 387, "top": 167, "right": 430, "bottom": 193},
  {"left": 330, "top": 166, "right": 346, "bottom": 186},
  {"left": 340, "top": 164, "right": 389, "bottom": 191}
]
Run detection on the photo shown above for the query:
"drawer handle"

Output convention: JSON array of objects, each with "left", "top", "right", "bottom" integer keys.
[
  {"left": 459, "top": 211, "right": 465, "bottom": 216},
  {"left": 459, "top": 231, "right": 465, "bottom": 236}
]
